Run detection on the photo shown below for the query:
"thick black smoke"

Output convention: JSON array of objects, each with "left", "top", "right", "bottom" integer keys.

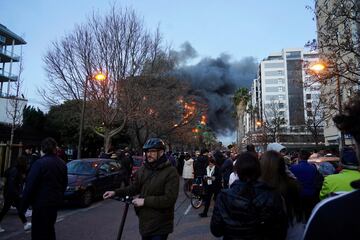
[{"left": 173, "top": 43, "right": 258, "bottom": 134}]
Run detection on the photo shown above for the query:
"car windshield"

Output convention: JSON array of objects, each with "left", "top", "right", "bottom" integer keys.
[{"left": 67, "top": 161, "right": 97, "bottom": 175}]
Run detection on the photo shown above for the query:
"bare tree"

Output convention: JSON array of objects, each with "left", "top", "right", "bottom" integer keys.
[
  {"left": 307, "top": 0, "right": 360, "bottom": 85},
  {"left": 41, "top": 6, "right": 170, "bottom": 150},
  {"left": 305, "top": 94, "right": 331, "bottom": 147},
  {"left": 6, "top": 50, "right": 26, "bottom": 163},
  {"left": 263, "top": 101, "right": 286, "bottom": 142}
]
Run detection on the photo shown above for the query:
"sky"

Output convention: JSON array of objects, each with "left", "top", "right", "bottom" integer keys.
[{"left": 0, "top": 0, "right": 316, "bottom": 145}]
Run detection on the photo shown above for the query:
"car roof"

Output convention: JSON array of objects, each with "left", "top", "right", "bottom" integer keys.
[{"left": 70, "top": 158, "right": 115, "bottom": 163}]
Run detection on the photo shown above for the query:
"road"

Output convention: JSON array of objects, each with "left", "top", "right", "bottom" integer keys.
[{"left": 0, "top": 183, "right": 219, "bottom": 240}]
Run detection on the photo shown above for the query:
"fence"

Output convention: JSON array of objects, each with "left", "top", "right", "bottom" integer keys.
[{"left": 0, "top": 141, "right": 23, "bottom": 177}]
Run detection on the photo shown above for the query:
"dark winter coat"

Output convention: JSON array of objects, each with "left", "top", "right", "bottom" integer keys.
[
  {"left": 4, "top": 167, "right": 25, "bottom": 198},
  {"left": 303, "top": 179, "right": 360, "bottom": 240},
  {"left": 194, "top": 155, "right": 208, "bottom": 177},
  {"left": 114, "top": 154, "right": 179, "bottom": 237},
  {"left": 210, "top": 180, "right": 287, "bottom": 240},
  {"left": 22, "top": 154, "right": 68, "bottom": 210}
]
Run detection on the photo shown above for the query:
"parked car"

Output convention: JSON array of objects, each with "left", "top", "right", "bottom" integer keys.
[
  {"left": 131, "top": 156, "right": 144, "bottom": 180},
  {"left": 64, "top": 158, "right": 126, "bottom": 207}
]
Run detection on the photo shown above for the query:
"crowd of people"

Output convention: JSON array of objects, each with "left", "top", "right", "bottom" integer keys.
[{"left": 1, "top": 92, "right": 359, "bottom": 240}]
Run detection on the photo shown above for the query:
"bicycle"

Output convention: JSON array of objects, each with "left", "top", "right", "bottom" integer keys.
[{"left": 190, "top": 177, "right": 205, "bottom": 209}]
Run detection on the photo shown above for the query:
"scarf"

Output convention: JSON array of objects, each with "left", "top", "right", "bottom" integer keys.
[{"left": 206, "top": 165, "right": 215, "bottom": 185}]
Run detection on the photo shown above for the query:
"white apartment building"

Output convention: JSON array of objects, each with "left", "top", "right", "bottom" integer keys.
[
  {"left": 0, "top": 24, "right": 27, "bottom": 124},
  {"left": 242, "top": 48, "right": 324, "bottom": 149}
]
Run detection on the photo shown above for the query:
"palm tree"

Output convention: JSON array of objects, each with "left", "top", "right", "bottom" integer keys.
[{"left": 233, "top": 88, "right": 250, "bottom": 147}]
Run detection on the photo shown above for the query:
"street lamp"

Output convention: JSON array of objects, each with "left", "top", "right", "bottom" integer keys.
[
  {"left": 77, "top": 72, "right": 106, "bottom": 159},
  {"left": 309, "top": 62, "right": 345, "bottom": 149}
]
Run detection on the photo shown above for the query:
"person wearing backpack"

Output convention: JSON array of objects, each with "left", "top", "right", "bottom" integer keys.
[{"left": 0, "top": 156, "right": 31, "bottom": 232}]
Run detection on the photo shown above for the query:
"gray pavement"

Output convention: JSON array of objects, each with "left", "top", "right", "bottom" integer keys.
[{"left": 0, "top": 181, "right": 219, "bottom": 240}]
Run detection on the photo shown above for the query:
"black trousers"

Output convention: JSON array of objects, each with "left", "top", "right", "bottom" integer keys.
[
  {"left": 142, "top": 234, "right": 168, "bottom": 240},
  {"left": 0, "top": 195, "right": 27, "bottom": 224},
  {"left": 202, "top": 185, "right": 220, "bottom": 215},
  {"left": 32, "top": 206, "right": 58, "bottom": 240}
]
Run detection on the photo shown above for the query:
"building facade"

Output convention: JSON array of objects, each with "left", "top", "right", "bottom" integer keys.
[
  {"left": 0, "top": 24, "right": 27, "bottom": 124},
  {"left": 242, "top": 48, "right": 324, "bottom": 150},
  {"left": 315, "top": 0, "right": 360, "bottom": 147}
]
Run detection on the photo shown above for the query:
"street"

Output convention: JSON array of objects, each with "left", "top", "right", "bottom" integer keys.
[{"left": 0, "top": 183, "right": 219, "bottom": 240}]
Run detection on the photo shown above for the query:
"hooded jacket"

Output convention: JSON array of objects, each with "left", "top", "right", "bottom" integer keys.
[
  {"left": 210, "top": 180, "right": 287, "bottom": 240},
  {"left": 115, "top": 154, "right": 179, "bottom": 237}
]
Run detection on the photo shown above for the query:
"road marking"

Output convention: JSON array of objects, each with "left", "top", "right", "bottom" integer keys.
[{"left": 184, "top": 204, "right": 192, "bottom": 215}]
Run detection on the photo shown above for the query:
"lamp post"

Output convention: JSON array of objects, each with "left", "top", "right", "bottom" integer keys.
[
  {"left": 309, "top": 62, "right": 345, "bottom": 149},
  {"left": 77, "top": 72, "right": 106, "bottom": 159}
]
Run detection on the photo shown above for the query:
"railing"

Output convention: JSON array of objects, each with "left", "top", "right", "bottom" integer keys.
[
  {"left": 0, "top": 70, "right": 18, "bottom": 81},
  {"left": 0, "top": 48, "right": 20, "bottom": 61}
]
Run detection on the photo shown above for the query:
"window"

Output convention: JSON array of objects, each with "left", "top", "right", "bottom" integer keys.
[
  {"left": 278, "top": 103, "right": 285, "bottom": 109},
  {"left": 306, "top": 102, "right": 312, "bottom": 109},
  {"left": 266, "top": 95, "right": 278, "bottom": 101},
  {"left": 264, "top": 62, "right": 284, "bottom": 68},
  {"left": 286, "top": 51, "right": 301, "bottom": 59},
  {"left": 99, "top": 163, "right": 111, "bottom": 173},
  {"left": 307, "top": 111, "right": 313, "bottom": 117},
  {"left": 278, "top": 78, "right": 285, "bottom": 84},
  {"left": 266, "top": 87, "right": 279, "bottom": 92},
  {"left": 265, "top": 78, "right": 278, "bottom": 84},
  {"left": 279, "top": 95, "right": 285, "bottom": 100},
  {"left": 264, "top": 70, "right": 284, "bottom": 77},
  {"left": 306, "top": 94, "right": 311, "bottom": 100},
  {"left": 278, "top": 86, "right": 285, "bottom": 92}
]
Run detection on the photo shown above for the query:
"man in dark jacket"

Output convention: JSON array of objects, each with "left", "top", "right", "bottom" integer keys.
[
  {"left": 21, "top": 138, "right": 68, "bottom": 240},
  {"left": 290, "top": 149, "right": 322, "bottom": 219},
  {"left": 194, "top": 149, "right": 209, "bottom": 179},
  {"left": 0, "top": 156, "right": 30, "bottom": 232},
  {"left": 104, "top": 138, "right": 179, "bottom": 240}
]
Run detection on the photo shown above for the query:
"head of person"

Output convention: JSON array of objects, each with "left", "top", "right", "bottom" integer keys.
[
  {"left": 24, "top": 147, "right": 32, "bottom": 155},
  {"left": 200, "top": 149, "right": 209, "bottom": 156},
  {"left": 208, "top": 154, "right": 216, "bottom": 167},
  {"left": 333, "top": 91, "right": 360, "bottom": 162},
  {"left": 234, "top": 152, "right": 261, "bottom": 182},
  {"left": 143, "top": 138, "right": 166, "bottom": 163},
  {"left": 260, "top": 150, "right": 286, "bottom": 189},
  {"left": 340, "top": 147, "right": 359, "bottom": 170},
  {"left": 267, "top": 143, "right": 286, "bottom": 156},
  {"left": 213, "top": 150, "right": 225, "bottom": 165},
  {"left": 41, "top": 137, "right": 58, "bottom": 155},
  {"left": 184, "top": 153, "right": 191, "bottom": 160},
  {"left": 246, "top": 144, "right": 256, "bottom": 153},
  {"left": 298, "top": 149, "right": 311, "bottom": 161}
]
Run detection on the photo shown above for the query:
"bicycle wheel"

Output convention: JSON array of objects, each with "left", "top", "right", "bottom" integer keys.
[
  {"left": 191, "top": 194, "right": 203, "bottom": 209},
  {"left": 183, "top": 180, "right": 192, "bottom": 198}
]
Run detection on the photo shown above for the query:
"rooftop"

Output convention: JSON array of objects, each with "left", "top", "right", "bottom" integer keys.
[{"left": 0, "top": 24, "right": 26, "bottom": 45}]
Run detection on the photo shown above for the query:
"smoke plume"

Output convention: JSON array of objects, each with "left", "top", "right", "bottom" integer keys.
[{"left": 173, "top": 43, "right": 258, "bottom": 134}]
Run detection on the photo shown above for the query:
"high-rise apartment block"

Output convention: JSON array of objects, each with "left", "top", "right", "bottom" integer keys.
[{"left": 241, "top": 48, "right": 324, "bottom": 149}]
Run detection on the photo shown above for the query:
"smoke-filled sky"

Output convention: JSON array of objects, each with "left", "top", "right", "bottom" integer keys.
[
  {"left": 173, "top": 42, "right": 257, "bottom": 134},
  {"left": 1, "top": 0, "right": 316, "bottom": 144}
]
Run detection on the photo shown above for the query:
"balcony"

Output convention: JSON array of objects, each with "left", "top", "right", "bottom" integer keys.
[
  {"left": 0, "top": 96, "right": 27, "bottom": 124},
  {"left": 0, "top": 70, "right": 18, "bottom": 83},
  {"left": 0, "top": 48, "right": 20, "bottom": 63}
]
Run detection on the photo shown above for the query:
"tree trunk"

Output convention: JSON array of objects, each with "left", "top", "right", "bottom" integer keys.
[{"left": 104, "top": 130, "right": 112, "bottom": 152}]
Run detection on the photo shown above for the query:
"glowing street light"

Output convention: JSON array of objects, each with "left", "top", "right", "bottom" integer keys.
[
  {"left": 77, "top": 71, "right": 107, "bottom": 158},
  {"left": 309, "top": 62, "right": 326, "bottom": 73},
  {"left": 308, "top": 61, "right": 345, "bottom": 148}
]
